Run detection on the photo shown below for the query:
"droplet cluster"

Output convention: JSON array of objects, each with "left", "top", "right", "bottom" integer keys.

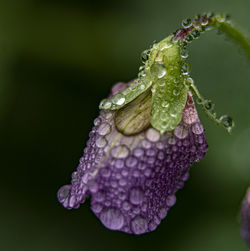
[
  {"left": 99, "top": 79, "right": 153, "bottom": 111},
  {"left": 174, "top": 12, "right": 235, "bottom": 133},
  {"left": 57, "top": 83, "right": 208, "bottom": 234}
]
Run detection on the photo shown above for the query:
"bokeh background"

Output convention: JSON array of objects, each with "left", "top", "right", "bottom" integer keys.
[{"left": 0, "top": 0, "right": 250, "bottom": 250}]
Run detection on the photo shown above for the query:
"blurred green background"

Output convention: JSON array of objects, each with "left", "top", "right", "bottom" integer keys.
[{"left": 0, "top": 0, "right": 250, "bottom": 250}]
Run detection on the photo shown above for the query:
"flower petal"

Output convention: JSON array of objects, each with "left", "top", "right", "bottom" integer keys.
[
  {"left": 241, "top": 187, "right": 250, "bottom": 247},
  {"left": 57, "top": 83, "right": 208, "bottom": 234}
]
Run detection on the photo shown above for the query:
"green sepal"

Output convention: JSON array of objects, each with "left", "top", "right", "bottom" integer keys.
[
  {"left": 99, "top": 78, "right": 153, "bottom": 110},
  {"left": 147, "top": 37, "right": 188, "bottom": 132}
]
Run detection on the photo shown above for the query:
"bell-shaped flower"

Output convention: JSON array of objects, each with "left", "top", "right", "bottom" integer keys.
[{"left": 57, "top": 81, "right": 208, "bottom": 234}]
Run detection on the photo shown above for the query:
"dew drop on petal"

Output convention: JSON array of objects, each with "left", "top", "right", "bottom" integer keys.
[
  {"left": 125, "top": 156, "right": 138, "bottom": 168},
  {"left": 89, "top": 182, "right": 98, "bottom": 193},
  {"left": 191, "top": 122, "right": 204, "bottom": 135},
  {"left": 133, "top": 148, "right": 144, "bottom": 158},
  {"left": 166, "top": 195, "right": 176, "bottom": 207},
  {"left": 174, "top": 124, "right": 189, "bottom": 139},
  {"left": 100, "top": 208, "right": 124, "bottom": 230},
  {"left": 114, "top": 159, "right": 124, "bottom": 169},
  {"left": 119, "top": 179, "right": 127, "bottom": 186},
  {"left": 129, "top": 188, "right": 144, "bottom": 205},
  {"left": 94, "top": 118, "right": 101, "bottom": 126},
  {"left": 146, "top": 128, "right": 161, "bottom": 142},
  {"left": 96, "top": 137, "right": 108, "bottom": 148},
  {"left": 122, "top": 201, "right": 131, "bottom": 211},
  {"left": 111, "top": 145, "right": 129, "bottom": 159},
  {"left": 57, "top": 185, "right": 71, "bottom": 202},
  {"left": 97, "top": 123, "right": 111, "bottom": 136},
  {"left": 91, "top": 203, "right": 103, "bottom": 214},
  {"left": 131, "top": 216, "right": 148, "bottom": 234},
  {"left": 158, "top": 207, "right": 168, "bottom": 219}
]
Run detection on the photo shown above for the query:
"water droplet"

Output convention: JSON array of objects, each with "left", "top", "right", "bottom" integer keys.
[
  {"left": 201, "top": 17, "right": 209, "bottom": 26},
  {"left": 114, "top": 159, "right": 124, "bottom": 169},
  {"left": 144, "top": 168, "right": 151, "bottom": 177},
  {"left": 141, "top": 50, "right": 150, "bottom": 63},
  {"left": 71, "top": 171, "right": 77, "bottom": 181},
  {"left": 182, "top": 63, "right": 190, "bottom": 75},
  {"left": 122, "top": 201, "right": 131, "bottom": 211},
  {"left": 141, "top": 139, "right": 152, "bottom": 149},
  {"left": 192, "top": 20, "right": 201, "bottom": 30},
  {"left": 185, "top": 34, "right": 193, "bottom": 43},
  {"left": 89, "top": 182, "right": 98, "bottom": 193},
  {"left": 158, "top": 80, "right": 166, "bottom": 87},
  {"left": 146, "top": 128, "right": 161, "bottom": 142},
  {"left": 140, "top": 84, "right": 146, "bottom": 90},
  {"left": 101, "top": 168, "right": 111, "bottom": 178},
  {"left": 95, "top": 191, "right": 105, "bottom": 202},
  {"left": 100, "top": 208, "right": 124, "bottom": 230},
  {"left": 97, "top": 123, "right": 111, "bottom": 136},
  {"left": 161, "top": 101, "right": 169, "bottom": 108},
  {"left": 131, "top": 216, "right": 148, "bottom": 234},
  {"left": 111, "top": 145, "right": 129, "bottom": 159},
  {"left": 196, "top": 98, "right": 203, "bottom": 104},
  {"left": 170, "top": 112, "right": 177, "bottom": 118},
  {"left": 94, "top": 118, "right": 101, "bottom": 126},
  {"left": 182, "top": 18, "right": 192, "bottom": 28},
  {"left": 150, "top": 63, "right": 167, "bottom": 79},
  {"left": 216, "top": 14, "right": 226, "bottom": 23},
  {"left": 112, "top": 94, "right": 125, "bottom": 106},
  {"left": 129, "top": 188, "right": 144, "bottom": 205},
  {"left": 174, "top": 124, "right": 189, "bottom": 139},
  {"left": 158, "top": 207, "right": 168, "bottom": 219},
  {"left": 204, "top": 99, "right": 215, "bottom": 111},
  {"left": 125, "top": 156, "right": 138, "bottom": 168},
  {"left": 185, "top": 77, "right": 194, "bottom": 87},
  {"left": 133, "top": 148, "right": 144, "bottom": 158},
  {"left": 91, "top": 203, "right": 103, "bottom": 214},
  {"left": 192, "top": 122, "right": 204, "bottom": 135},
  {"left": 100, "top": 99, "right": 112, "bottom": 109},
  {"left": 96, "top": 137, "right": 108, "bottom": 148},
  {"left": 166, "top": 195, "right": 176, "bottom": 207},
  {"left": 173, "top": 88, "right": 180, "bottom": 96},
  {"left": 181, "top": 47, "right": 189, "bottom": 59},
  {"left": 160, "top": 112, "right": 168, "bottom": 121},
  {"left": 57, "top": 185, "right": 71, "bottom": 202},
  {"left": 219, "top": 115, "right": 234, "bottom": 132},
  {"left": 160, "top": 42, "right": 173, "bottom": 51},
  {"left": 119, "top": 179, "right": 127, "bottom": 186},
  {"left": 191, "top": 30, "right": 200, "bottom": 39}
]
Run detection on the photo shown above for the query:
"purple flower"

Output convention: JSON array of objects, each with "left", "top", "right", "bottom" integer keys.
[
  {"left": 241, "top": 187, "right": 250, "bottom": 247},
  {"left": 57, "top": 82, "right": 208, "bottom": 234}
]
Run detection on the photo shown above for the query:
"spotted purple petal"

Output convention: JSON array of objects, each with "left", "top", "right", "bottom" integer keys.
[
  {"left": 241, "top": 187, "right": 250, "bottom": 248},
  {"left": 57, "top": 82, "right": 208, "bottom": 234}
]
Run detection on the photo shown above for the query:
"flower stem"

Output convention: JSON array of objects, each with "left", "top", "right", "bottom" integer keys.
[
  {"left": 173, "top": 13, "right": 250, "bottom": 134},
  {"left": 213, "top": 19, "right": 250, "bottom": 60}
]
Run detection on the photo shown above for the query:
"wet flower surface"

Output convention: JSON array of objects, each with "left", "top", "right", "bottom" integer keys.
[
  {"left": 241, "top": 187, "right": 250, "bottom": 248},
  {"left": 57, "top": 82, "right": 208, "bottom": 234}
]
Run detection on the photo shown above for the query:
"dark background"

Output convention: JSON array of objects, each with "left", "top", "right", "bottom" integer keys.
[{"left": 0, "top": 0, "right": 250, "bottom": 250}]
